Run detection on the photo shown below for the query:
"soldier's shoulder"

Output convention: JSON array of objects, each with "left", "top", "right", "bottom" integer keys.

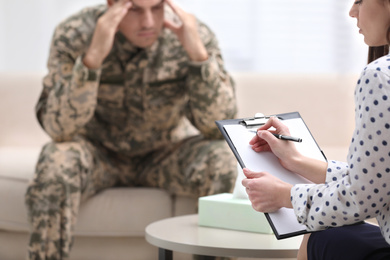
[
  {"left": 55, "top": 5, "right": 106, "bottom": 37},
  {"left": 49, "top": 5, "right": 107, "bottom": 56},
  {"left": 196, "top": 18, "right": 213, "bottom": 32},
  {"left": 196, "top": 17, "right": 217, "bottom": 45}
]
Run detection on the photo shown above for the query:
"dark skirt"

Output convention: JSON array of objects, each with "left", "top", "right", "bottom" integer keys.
[{"left": 308, "top": 222, "right": 390, "bottom": 260}]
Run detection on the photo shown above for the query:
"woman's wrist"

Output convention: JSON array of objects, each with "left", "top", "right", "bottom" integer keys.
[
  {"left": 282, "top": 153, "right": 304, "bottom": 174},
  {"left": 281, "top": 183, "right": 294, "bottom": 209},
  {"left": 283, "top": 154, "right": 327, "bottom": 184}
]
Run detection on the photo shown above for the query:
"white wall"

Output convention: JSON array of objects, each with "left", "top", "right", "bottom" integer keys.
[
  {"left": 0, "top": 0, "right": 367, "bottom": 74},
  {"left": 185, "top": 0, "right": 367, "bottom": 73}
]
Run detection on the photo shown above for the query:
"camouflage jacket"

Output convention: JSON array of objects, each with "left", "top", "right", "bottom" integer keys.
[{"left": 36, "top": 5, "right": 237, "bottom": 156}]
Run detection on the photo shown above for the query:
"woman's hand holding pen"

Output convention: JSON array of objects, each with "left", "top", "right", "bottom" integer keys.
[
  {"left": 249, "top": 117, "right": 301, "bottom": 172},
  {"left": 248, "top": 116, "right": 328, "bottom": 184}
]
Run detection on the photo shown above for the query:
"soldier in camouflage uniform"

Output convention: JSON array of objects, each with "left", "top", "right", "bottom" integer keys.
[{"left": 25, "top": 0, "right": 237, "bottom": 259}]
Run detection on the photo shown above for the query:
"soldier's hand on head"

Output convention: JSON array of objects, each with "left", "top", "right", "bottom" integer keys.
[
  {"left": 83, "top": 0, "right": 132, "bottom": 69},
  {"left": 163, "top": 0, "right": 208, "bottom": 62}
]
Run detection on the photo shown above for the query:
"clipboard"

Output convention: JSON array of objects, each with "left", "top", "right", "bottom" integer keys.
[{"left": 216, "top": 111, "right": 327, "bottom": 239}]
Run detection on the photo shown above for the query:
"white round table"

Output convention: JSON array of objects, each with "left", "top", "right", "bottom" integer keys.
[{"left": 145, "top": 214, "right": 303, "bottom": 260}]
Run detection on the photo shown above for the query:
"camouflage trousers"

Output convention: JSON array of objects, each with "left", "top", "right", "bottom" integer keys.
[{"left": 25, "top": 135, "right": 237, "bottom": 260}]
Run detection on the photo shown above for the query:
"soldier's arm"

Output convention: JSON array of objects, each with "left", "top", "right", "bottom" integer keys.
[
  {"left": 36, "top": 24, "right": 102, "bottom": 142},
  {"left": 37, "top": 1, "right": 132, "bottom": 142},
  {"left": 184, "top": 22, "right": 237, "bottom": 139},
  {"left": 163, "top": 1, "right": 237, "bottom": 139}
]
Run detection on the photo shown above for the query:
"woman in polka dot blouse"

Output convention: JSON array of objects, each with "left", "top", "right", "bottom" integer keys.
[{"left": 242, "top": 0, "right": 390, "bottom": 259}]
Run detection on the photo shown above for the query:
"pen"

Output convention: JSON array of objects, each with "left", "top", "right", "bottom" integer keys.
[{"left": 249, "top": 130, "right": 302, "bottom": 143}]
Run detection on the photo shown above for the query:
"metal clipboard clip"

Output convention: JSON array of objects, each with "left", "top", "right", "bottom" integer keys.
[
  {"left": 239, "top": 113, "right": 282, "bottom": 128},
  {"left": 240, "top": 113, "right": 268, "bottom": 127}
]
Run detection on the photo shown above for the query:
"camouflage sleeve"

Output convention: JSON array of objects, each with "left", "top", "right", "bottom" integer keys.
[
  {"left": 185, "top": 21, "right": 237, "bottom": 140},
  {"left": 36, "top": 23, "right": 102, "bottom": 142}
]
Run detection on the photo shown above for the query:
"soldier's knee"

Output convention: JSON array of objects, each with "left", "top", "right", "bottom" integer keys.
[
  {"left": 42, "top": 140, "right": 86, "bottom": 158},
  {"left": 207, "top": 140, "right": 236, "bottom": 170},
  {"left": 33, "top": 141, "right": 87, "bottom": 183},
  {"left": 200, "top": 140, "right": 237, "bottom": 194},
  {"left": 26, "top": 141, "right": 87, "bottom": 211}
]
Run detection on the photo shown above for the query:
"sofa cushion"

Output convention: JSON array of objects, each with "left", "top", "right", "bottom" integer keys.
[
  {"left": 0, "top": 147, "right": 39, "bottom": 231},
  {"left": 0, "top": 147, "right": 173, "bottom": 237},
  {"left": 0, "top": 72, "right": 49, "bottom": 147}
]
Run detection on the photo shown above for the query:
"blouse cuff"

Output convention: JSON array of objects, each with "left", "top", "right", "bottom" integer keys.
[{"left": 291, "top": 183, "right": 317, "bottom": 226}]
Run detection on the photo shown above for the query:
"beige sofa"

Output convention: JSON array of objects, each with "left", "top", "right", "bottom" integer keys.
[{"left": 0, "top": 72, "right": 358, "bottom": 260}]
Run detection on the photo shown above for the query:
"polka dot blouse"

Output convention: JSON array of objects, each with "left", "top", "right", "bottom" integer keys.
[{"left": 291, "top": 54, "right": 390, "bottom": 244}]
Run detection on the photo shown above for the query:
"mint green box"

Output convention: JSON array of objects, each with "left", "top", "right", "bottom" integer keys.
[{"left": 198, "top": 193, "right": 273, "bottom": 234}]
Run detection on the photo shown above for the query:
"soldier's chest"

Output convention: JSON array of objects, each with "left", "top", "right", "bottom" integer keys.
[{"left": 95, "top": 53, "right": 188, "bottom": 124}]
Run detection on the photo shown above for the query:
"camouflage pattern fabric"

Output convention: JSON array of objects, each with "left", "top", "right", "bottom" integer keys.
[
  {"left": 26, "top": 135, "right": 236, "bottom": 259},
  {"left": 26, "top": 4, "right": 237, "bottom": 260}
]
